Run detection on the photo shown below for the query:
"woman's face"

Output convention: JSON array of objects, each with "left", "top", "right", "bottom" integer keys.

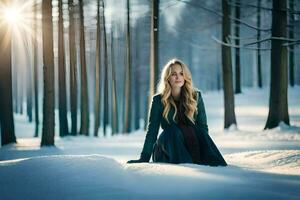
[{"left": 168, "top": 63, "right": 185, "bottom": 89}]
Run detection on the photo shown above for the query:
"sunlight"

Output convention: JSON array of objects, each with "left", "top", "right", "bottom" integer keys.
[
  {"left": 4, "top": 6, "right": 22, "bottom": 25},
  {"left": 0, "top": 0, "right": 37, "bottom": 39}
]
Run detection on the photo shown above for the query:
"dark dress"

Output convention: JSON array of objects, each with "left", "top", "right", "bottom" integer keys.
[{"left": 141, "top": 90, "right": 227, "bottom": 166}]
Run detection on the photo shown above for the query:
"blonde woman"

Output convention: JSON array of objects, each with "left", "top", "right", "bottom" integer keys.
[{"left": 128, "top": 59, "right": 227, "bottom": 166}]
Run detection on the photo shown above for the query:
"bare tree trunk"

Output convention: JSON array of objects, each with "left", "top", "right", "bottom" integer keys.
[
  {"left": 124, "top": 0, "right": 132, "bottom": 133},
  {"left": 19, "top": 71, "right": 24, "bottom": 114},
  {"left": 33, "top": 1, "right": 39, "bottom": 137},
  {"left": 111, "top": 30, "right": 118, "bottom": 135},
  {"left": 94, "top": 0, "right": 101, "bottom": 137},
  {"left": 13, "top": 50, "right": 18, "bottom": 113},
  {"left": 257, "top": 0, "right": 262, "bottom": 88},
  {"left": 41, "top": 0, "right": 55, "bottom": 146},
  {"left": 147, "top": 0, "right": 159, "bottom": 130},
  {"left": 0, "top": 0, "right": 16, "bottom": 146},
  {"left": 217, "top": 68, "right": 221, "bottom": 91},
  {"left": 79, "top": 0, "right": 89, "bottom": 136},
  {"left": 58, "top": 0, "right": 69, "bottom": 137},
  {"left": 68, "top": 0, "right": 78, "bottom": 136},
  {"left": 134, "top": 21, "right": 140, "bottom": 130},
  {"left": 234, "top": 0, "right": 241, "bottom": 94},
  {"left": 102, "top": 0, "right": 109, "bottom": 136},
  {"left": 23, "top": 29, "right": 33, "bottom": 123},
  {"left": 265, "top": 0, "right": 289, "bottom": 129},
  {"left": 222, "top": 0, "right": 237, "bottom": 129},
  {"left": 288, "top": 0, "right": 295, "bottom": 87},
  {"left": 26, "top": 39, "right": 33, "bottom": 122}
]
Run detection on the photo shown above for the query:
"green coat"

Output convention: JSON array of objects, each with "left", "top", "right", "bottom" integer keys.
[
  {"left": 141, "top": 90, "right": 209, "bottom": 161},
  {"left": 141, "top": 91, "right": 227, "bottom": 166}
]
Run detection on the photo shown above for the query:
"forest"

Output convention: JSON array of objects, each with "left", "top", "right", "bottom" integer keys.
[
  {"left": 0, "top": 0, "right": 300, "bottom": 199},
  {"left": 0, "top": 0, "right": 298, "bottom": 146}
]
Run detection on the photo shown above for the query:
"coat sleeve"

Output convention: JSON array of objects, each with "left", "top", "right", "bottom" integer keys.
[
  {"left": 195, "top": 91, "right": 209, "bottom": 135},
  {"left": 141, "top": 95, "right": 162, "bottom": 161}
]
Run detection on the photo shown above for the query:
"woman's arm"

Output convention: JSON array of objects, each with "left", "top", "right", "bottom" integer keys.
[
  {"left": 128, "top": 94, "right": 162, "bottom": 163},
  {"left": 195, "top": 91, "right": 209, "bottom": 135}
]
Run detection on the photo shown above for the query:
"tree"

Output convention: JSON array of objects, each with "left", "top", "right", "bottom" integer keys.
[
  {"left": 68, "top": 0, "right": 78, "bottom": 136},
  {"left": 288, "top": 0, "right": 295, "bottom": 87},
  {"left": 257, "top": 0, "right": 262, "bottom": 88},
  {"left": 79, "top": 0, "right": 89, "bottom": 136},
  {"left": 13, "top": 45, "right": 18, "bottom": 113},
  {"left": 41, "top": 0, "right": 55, "bottom": 146},
  {"left": 94, "top": 0, "right": 101, "bottom": 137},
  {"left": 111, "top": 30, "right": 119, "bottom": 135},
  {"left": 265, "top": 0, "right": 289, "bottom": 129},
  {"left": 19, "top": 69, "right": 24, "bottom": 114},
  {"left": 33, "top": 0, "right": 39, "bottom": 137},
  {"left": 124, "top": 0, "right": 132, "bottom": 133},
  {"left": 147, "top": 0, "right": 159, "bottom": 128},
  {"left": 222, "top": 0, "right": 237, "bottom": 129},
  {"left": 134, "top": 20, "right": 140, "bottom": 130},
  {"left": 102, "top": 0, "right": 109, "bottom": 136},
  {"left": 0, "top": 0, "right": 16, "bottom": 146},
  {"left": 26, "top": 37, "right": 33, "bottom": 122},
  {"left": 58, "top": 0, "right": 69, "bottom": 136},
  {"left": 234, "top": 0, "right": 241, "bottom": 94}
]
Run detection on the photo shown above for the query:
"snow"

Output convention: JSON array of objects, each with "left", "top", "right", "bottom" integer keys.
[{"left": 0, "top": 86, "right": 300, "bottom": 199}]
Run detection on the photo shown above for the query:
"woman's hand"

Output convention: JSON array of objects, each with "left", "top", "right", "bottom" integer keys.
[{"left": 127, "top": 157, "right": 148, "bottom": 163}]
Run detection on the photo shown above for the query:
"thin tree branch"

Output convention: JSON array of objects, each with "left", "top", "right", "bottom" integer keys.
[
  {"left": 283, "top": 40, "right": 300, "bottom": 46},
  {"left": 175, "top": 0, "right": 271, "bottom": 31},
  {"left": 244, "top": 36, "right": 298, "bottom": 46},
  {"left": 228, "top": 0, "right": 300, "bottom": 14},
  {"left": 212, "top": 36, "right": 271, "bottom": 50},
  {"left": 228, "top": 34, "right": 268, "bottom": 40}
]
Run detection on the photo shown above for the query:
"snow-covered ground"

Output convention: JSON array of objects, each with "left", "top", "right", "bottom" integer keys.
[{"left": 0, "top": 86, "right": 300, "bottom": 199}]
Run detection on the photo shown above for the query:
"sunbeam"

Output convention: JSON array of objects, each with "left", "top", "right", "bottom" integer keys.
[{"left": 0, "top": 0, "right": 41, "bottom": 46}]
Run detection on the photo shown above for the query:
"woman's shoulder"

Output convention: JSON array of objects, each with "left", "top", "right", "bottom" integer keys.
[
  {"left": 193, "top": 87, "right": 202, "bottom": 93},
  {"left": 152, "top": 93, "right": 163, "bottom": 105},
  {"left": 151, "top": 93, "right": 163, "bottom": 110},
  {"left": 192, "top": 88, "right": 203, "bottom": 100},
  {"left": 153, "top": 93, "right": 162, "bottom": 99}
]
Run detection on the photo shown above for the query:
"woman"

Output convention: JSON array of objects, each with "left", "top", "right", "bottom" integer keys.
[{"left": 128, "top": 59, "right": 227, "bottom": 166}]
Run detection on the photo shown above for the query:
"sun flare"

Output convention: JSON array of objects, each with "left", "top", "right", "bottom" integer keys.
[
  {"left": 4, "top": 7, "right": 22, "bottom": 25},
  {"left": 0, "top": 0, "right": 41, "bottom": 45}
]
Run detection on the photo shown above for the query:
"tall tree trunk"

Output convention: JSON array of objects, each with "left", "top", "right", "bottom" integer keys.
[
  {"left": 58, "top": 0, "right": 69, "bottom": 137},
  {"left": 79, "top": 0, "right": 89, "bottom": 136},
  {"left": 41, "top": 0, "right": 55, "bottom": 146},
  {"left": 102, "top": 0, "right": 109, "bottom": 136},
  {"left": 124, "top": 0, "right": 132, "bottom": 133},
  {"left": 26, "top": 38, "right": 33, "bottom": 122},
  {"left": 0, "top": 0, "right": 16, "bottom": 146},
  {"left": 33, "top": 0, "right": 39, "bottom": 137},
  {"left": 111, "top": 30, "right": 118, "bottom": 135},
  {"left": 288, "top": 0, "right": 295, "bottom": 87},
  {"left": 13, "top": 47, "right": 18, "bottom": 113},
  {"left": 234, "top": 0, "right": 241, "bottom": 94},
  {"left": 94, "top": 0, "right": 101, "bottom": 137},
  {"left": 147, "top": 0, "right": 159, "bottom": 130},
  {"left": 265, "top": 0, "right": 289, "bottom": 129},
  {"left": 257, "top": 0, "right": 262, "bottom": 88},
  {"left": 222, "top": 0, "right": 237, "bottom": 129},
  {"left": 134, "top": 21, "right": 140, "bottom": 130},
  {"left": 68, "top": 0, "right": 78, "bottom": 136},
  {"left": 19, "top": 71, "right": 23, "bottom": 114}
]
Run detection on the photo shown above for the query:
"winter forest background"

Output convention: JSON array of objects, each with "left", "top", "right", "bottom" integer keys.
[
  {"left": 0, "top": 0, "right": 300, "bottom": 199},
  {"left": 1, "top": 0, "right": 299, "bottom": 141}
]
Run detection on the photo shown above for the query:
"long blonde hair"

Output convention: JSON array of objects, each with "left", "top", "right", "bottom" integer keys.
[{"left": 157, "top": 58, "right": 198, "bottom": 124}]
